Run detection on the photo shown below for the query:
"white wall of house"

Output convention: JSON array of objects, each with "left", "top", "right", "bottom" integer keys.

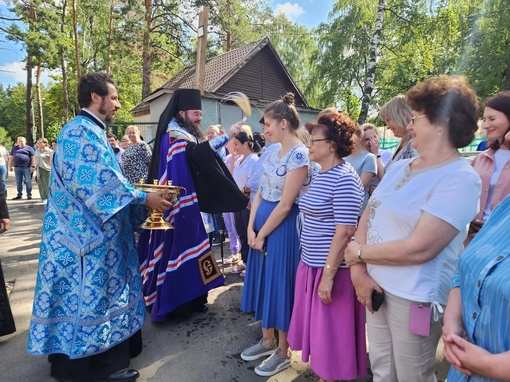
[{"left": 134, "top": 94, "right": 320, "bottom": 143}]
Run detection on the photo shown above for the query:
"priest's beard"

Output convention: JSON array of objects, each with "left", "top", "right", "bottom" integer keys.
[{"left": 176, "top": 114, "right": 204, "bottom": 141}]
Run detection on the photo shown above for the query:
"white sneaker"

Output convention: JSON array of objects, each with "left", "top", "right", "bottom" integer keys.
[{"left": 254, "top": 348, "right": 291, "bottom": 377}]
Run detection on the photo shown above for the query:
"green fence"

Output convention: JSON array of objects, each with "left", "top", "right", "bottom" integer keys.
[
  {"left": 107, "top": 122, "right": 158, "bottom": 145},
  {"left": 380, "top": 136, "right": 485, "bottom": 153},
  {"left": 109, "top": 122, "right": 486, "bottom": 154}
]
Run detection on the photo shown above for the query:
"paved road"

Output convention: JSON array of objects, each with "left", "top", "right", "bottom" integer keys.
[{"left": 0, "top": 175, "right": 449, "bottom": 381}]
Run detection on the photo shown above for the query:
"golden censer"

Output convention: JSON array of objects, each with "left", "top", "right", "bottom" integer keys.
[{"left": 135, "top": 179, "right": 185, "bottom": 230}]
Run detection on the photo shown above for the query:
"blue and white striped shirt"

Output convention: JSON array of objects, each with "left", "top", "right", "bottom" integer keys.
[
  {"left": 298, "top": 162, "right": 363, "bottom": 268},
  {"left": 447, "top": 194, "right": 510, "bottom": 382}
]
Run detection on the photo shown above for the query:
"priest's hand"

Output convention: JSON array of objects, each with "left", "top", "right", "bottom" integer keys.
[{"left": 144, "top": 191, "right": 173, "bottom": 212}]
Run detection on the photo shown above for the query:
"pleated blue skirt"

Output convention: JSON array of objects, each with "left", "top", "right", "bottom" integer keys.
[{"left": 240, "top": 199, "right": 300, "bottom": 332}]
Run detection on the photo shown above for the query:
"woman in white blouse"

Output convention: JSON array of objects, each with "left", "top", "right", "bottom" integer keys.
[
  {"left": 229, "top": 131, "right": 261, "bottom": 275},
  {"left": 345, "top": 76, "right": 482, "bottom": 382}
]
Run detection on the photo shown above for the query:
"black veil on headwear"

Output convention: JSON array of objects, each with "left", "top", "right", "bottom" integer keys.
[{"left": 147, "top": 89, "right": 202, "bottom": 182}]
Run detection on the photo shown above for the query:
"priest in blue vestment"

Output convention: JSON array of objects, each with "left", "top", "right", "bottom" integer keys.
[{"left": 27, "top": 73, "right": 172, "bottom": 382}]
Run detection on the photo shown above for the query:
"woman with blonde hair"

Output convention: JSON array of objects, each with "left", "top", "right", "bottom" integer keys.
[
  {"left": 379, "top": 95, "right": 418, "bottom": 173},
  {"left": 34, "top": 138, "right": 53, "bottom": 203},
  {"left": 121, "top": 125, "right": 152, "bottom": 184}
]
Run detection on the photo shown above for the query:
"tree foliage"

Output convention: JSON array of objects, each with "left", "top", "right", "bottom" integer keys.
[{"left": 0, "top": 0, "right": 509, "bottom": 146}]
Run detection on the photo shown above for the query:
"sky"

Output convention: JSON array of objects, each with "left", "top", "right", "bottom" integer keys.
[{"left": 0, "top": 0, "right": 332, "bottom": 88}]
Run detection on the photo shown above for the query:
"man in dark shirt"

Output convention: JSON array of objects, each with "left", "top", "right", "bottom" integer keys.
[
  {"left": 0, "top": 185, "right": 15, "bottom": 336},
  {"left": 8, "top": 136, "right": 35, "bottom": 200}
]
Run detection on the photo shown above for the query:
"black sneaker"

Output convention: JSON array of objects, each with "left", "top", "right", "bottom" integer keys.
[
  {"left": 27, "top": 196, "right": 32, "bottom": 200},
  {"left": 11, "top": 196, "right": 22, "bottom": 200}
]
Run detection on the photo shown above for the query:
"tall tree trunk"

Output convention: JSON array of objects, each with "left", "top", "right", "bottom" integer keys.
[
  {"left": 26, "top": 55, "right": 35, "bottom": 146},
  {"left": 26, "top": 1, "right": 36, "bottom": 146},
  {"left": 60, "top": 0, "right": 70, "bottom": 122},
  {"left": 89, "top": 16, "right": 98, "bottom": 71},
  {"left": 35, "top": 59, "right": 44, "bottom": 138},
  {"left": 142, "top": 0, "right": 152, "bottom": 99},
  {"left": 61, "top": 53, "right": 70, "bottom": 122},
  {"left": 505, "top": 50, "right": 510, "bottom": 90},
  {"left": 358, "top": 0, "right": 385, "bottom": 124},
  {"left": 106, "top": 0, "right": 115, "bottom": 74},
  {"left": 226, "top": 31, "right": 231, "bottom": 51},
  {"left": 72, "top": 0, "right": 80, "bottom": 82}
]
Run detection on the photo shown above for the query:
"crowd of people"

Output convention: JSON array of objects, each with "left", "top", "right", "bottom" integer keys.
[{"left": 1, "top": 71, "right": 509, "bottom": 382}]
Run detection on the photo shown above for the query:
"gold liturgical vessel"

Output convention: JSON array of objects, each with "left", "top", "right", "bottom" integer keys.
[{"left": 135, "top": 179, "right": 184, "bottom": 230}]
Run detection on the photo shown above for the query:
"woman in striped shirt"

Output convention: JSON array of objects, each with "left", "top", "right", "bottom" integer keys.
[{"left": 288, "top": 112, "right": 366, "bottom": 382}]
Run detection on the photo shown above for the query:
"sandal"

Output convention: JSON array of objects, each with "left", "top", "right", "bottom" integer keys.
[
  {"left": 224, "top": 253, "right": 241, "bottom": 265},
  {"left": 232, "top": 263, "right": 246, "bottom": 274}
]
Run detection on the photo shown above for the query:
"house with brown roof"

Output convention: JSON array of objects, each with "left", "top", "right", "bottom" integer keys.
[{"left": 130, "top": 37, "right": 319, "bottom": 142}]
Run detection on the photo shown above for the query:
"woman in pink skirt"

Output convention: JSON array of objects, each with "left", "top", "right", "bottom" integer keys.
[{"left": 288, "top": 112, "right": 367, "bottom": 381}]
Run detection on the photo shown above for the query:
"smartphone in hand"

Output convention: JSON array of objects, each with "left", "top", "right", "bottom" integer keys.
[
  {"left": 468, "top": 220, "right": 484, "bottom": 235},
  {"left": 371, "top": 290, "right": 384, "bottom": 312}
]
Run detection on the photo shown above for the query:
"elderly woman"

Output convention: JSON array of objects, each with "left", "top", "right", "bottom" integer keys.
[
  {"left": 288, "top": 112, "right": 366, "bottom": 382},
  {"left": 466, "top": 91, "right": 510, "bottom": 245},
  {"left": 442, "top": 193, "right": 510, "bottom": 381},
  {"left": 379, "top": 95, "right": 418, "bottom": 173},
  {"left": 344, "top": 126, "right": 377, "bottom": 216},
  {"left": 345, "top": 76, "right": 482, "bottom": 382},
  {"left": 121, "top": 125, "right": 152, "bottom": 184},
  {"left": 120, "top": 135, "right": 129, "bottom": 150},
  {"left": 34, "top": 138, "right": 53, "bottom": 203}
]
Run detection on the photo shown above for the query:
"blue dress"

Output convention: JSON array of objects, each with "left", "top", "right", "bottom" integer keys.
[
  {"left": 27, "top": 115, "right": 147, "bottom": 359},
  {"left": 447, "top": 194, "right": 510, "bottom": 382},
  {"left": 241, "top": 144, "right": 315, "bottom": 331}
]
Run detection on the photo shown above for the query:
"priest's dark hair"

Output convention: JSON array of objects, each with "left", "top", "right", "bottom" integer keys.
[{"left": 78, "top": 73, "right": 116, "bottom": 108}]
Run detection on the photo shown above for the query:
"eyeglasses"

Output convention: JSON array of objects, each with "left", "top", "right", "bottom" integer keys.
[
  {"left": 309, "top": 138, "right": 329, "bottom": 144},
  {"left": 410, "top": 115, "right": 426, "bottom": 124},
  {"left": 189, "top": 111, "right": 203, "bottom": 118}
]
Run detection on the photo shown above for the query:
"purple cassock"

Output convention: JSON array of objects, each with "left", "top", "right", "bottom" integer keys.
[{"left": 137, "top": 133, "right": 224, "bottom": 321}]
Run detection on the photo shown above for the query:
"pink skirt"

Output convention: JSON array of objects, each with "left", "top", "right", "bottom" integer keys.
[{"left": 288, "top": 261, "right": 367, "bottom": 380}]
